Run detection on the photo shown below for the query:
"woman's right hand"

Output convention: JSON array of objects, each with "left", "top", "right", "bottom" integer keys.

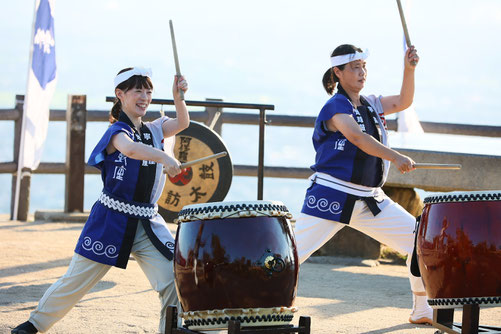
[
  {"left": 393, "top": 153, "right": 416, "bottom": 174},
  {"left": 163, "top": 154, "right": 182, "bottom": 177},
  {"left": 173, "top": 75, "right": 188, "bottom": 100},
  {"left": 404, "top": 45, "right": 419, "bottom": 69}
]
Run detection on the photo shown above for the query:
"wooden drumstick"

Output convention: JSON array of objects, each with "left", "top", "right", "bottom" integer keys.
[
  {"left": 396, "top": 0, "right": 417, "bottom": 65},
  {"left": 179, "top": 151, "right": 228, "bottom": 169},
  {"left": 169, "top": 20, "right": 184, "bottom": 100},
  {"left": 413, "top": 163, "right": 462, "bottom": 170}
]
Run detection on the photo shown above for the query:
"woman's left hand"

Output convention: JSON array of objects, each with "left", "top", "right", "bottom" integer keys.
[
  {"left": 173, "top": 75, "right": 188, "bottom": 99},
  {"left": 405, "top": 45, "right": 419, "bottom": 69}
]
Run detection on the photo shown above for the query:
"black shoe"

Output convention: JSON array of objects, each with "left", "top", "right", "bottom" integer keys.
[{"left": 11, "top": 321, "right": 38, "bottom": 334}]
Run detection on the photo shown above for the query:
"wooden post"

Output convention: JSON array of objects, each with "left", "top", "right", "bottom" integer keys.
[
  {"left": 434, "top": 308, "right": 454, "bottom": 328},
  {"left": 462, "top": 304, "right": 480, "bottom": 334},
  {"left": 299, "top": 316, "right": 312, "bottom": 334},
  {"left": 65, "top": 95, "right": 86, "bottom": 213},
  {"left": 204, "top": 98, "right": 223, "bottom": 135},
  {"left": 164, "top": 305, "right": 178, "bottom": 334},
  {"left": 10, "top": 95, "right": 31, "bottom": 221}
]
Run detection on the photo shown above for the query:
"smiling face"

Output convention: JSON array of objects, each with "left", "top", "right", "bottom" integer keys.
[
  {"left": 334, "top": 59, "right": 367, "bottom": 93},
  {"left": 114, "top": 73, "right": 154, "bottom": 122},
  {"left": 116, "top": 86, "right": 152, "bottom": 119}
]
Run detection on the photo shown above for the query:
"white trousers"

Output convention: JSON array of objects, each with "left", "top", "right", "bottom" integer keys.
[
  {"left": 29, "top": 222, "right": 178, "bottom": 333},
  {"left": 294, "top": 194, "right": 425, "bottom": 293}
]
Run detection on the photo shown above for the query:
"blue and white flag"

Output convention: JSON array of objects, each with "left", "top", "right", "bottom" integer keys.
[{"left": 21, "top": 0, "right": 57, "bottom": 169}]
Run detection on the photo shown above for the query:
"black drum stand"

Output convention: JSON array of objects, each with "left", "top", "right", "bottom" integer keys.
[
  {"left": 432, "top": 304, "right": 501, "bottom": 334},
  {"left": 165, "top": 306, "right": 311, "bottom": 334}
]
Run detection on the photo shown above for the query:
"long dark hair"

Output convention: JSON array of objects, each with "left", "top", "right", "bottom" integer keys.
[
  {"left": 110, "top": 67, "right": 154, "bottom": 123},
  {"left": 322, "top": 44, "right": 363, "bottom": 95}
]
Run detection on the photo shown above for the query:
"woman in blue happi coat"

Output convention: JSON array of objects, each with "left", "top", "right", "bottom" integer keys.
[
  {"left": 295, "top": 44, "right": 434, "bottom": 325},
  {"left": 12, "top": 67, "right": 189, "bottom": 334}
]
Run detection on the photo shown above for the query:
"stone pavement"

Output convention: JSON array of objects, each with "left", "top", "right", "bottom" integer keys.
[{"left": 1, "top": 215, "right": 500, "bottom": 333}]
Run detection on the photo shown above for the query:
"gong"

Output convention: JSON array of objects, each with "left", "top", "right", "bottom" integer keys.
[{"left": 158, "top": 121, "right": 233, "bottom": 222}]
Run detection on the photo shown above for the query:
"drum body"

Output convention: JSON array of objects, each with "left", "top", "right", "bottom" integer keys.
[
  {"left": 417, "top": 191, "right": 501, "bottom": 308},
  {"left": 174, "top": 201, "right": 299, "bottom": 330}
]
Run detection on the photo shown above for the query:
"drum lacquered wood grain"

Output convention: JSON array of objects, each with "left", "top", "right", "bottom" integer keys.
[
  {"left": 416, "top": 191, "right": 501, "bottom": 308},
  {"left": 173, "top": 201, "right": 299, "bottom": 330}
]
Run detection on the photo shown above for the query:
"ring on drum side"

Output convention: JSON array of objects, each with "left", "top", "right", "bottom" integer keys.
[
  {"left": 417, "top": 190, "right": 501, "bottom": 308},
  {"left": 158, "top": 121, "right": 233, "bottom": 223},
  {"left": 174, "top": 200, "right": 299, "bottom": 330}
]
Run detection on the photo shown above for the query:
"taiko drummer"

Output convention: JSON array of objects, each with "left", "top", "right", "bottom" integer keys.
[
  {"left": 12, "top": 68, "right": 189, "bottom": 334},
  {"left": 294, "top": 44, "right": 433, "bottom": 325}
]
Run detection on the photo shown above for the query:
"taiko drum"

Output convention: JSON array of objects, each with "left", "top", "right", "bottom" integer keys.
[
  {"left": 173, "top": 200, "right": 299, "bottom": 330},
  {"left": 416, "top": 191, "right": 501, "bottom": 308}
]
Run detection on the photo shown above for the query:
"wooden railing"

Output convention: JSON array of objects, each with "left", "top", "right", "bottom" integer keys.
[{"left": 1, "top": 94, "right": 501, "bottom": 221}]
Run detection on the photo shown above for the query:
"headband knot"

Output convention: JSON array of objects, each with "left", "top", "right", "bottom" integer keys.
[
  {"left": 330, "top": 49, "right": 369, "bottom": 67},
  {"left": 114, "top": 67, "right": 152, "bottom": 88}
]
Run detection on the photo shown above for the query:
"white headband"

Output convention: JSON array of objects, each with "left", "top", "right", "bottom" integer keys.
[
  {"left": 114, "top": 67, "right": 152, "bottom": 88},
  {"left": 330, "top": 49, "right": 370, "bottom": 67}
]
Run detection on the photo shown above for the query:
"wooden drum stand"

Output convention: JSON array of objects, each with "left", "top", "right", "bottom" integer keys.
[
  {"left": 432, "top": 304, "right": 501, "bottom": 334},
  {"left": 165, "top": 306, "right": 311, "bottom": 334}
]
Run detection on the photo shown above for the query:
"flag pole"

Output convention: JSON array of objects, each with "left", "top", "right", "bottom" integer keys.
[{"left": 13, "top": 0, "right": 38, "bottom": 221}]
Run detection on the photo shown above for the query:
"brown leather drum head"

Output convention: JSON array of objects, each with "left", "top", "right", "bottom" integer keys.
[{"left": 158, "top": 121, "right": 233, "bottom": 222}]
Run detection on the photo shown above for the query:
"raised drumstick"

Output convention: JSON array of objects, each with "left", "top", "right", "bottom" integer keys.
[
  {"left": 413, "top": 163, "right": 461, "bottom": 170},
  {"left": 169, "top": 20, "right": 184, "bottom": 100},
  {"left": 396, "top": 0, "right": 412, "bottom": 48},
  {"left": 396, "top": 0, "right": 417, "bottom": 65}
]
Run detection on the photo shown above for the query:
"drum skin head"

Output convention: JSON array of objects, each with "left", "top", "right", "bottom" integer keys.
[
  {"left": 158, "top": 121, "right": 233, "bottom": 222},
  {"left": 176, "top": 200, "right": 292, "bottom": 223}
]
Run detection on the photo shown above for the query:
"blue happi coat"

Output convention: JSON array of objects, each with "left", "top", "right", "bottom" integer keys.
[
  {"left": 301, "top": 90, "right": 390, "bottom": 224},
  {"left": 74, "top": 114, "right": 176, "bottom": 268}
]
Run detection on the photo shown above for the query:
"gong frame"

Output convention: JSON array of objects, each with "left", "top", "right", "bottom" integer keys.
[{"left": 106, "top": 97, "right": 274, "bottom": 200}]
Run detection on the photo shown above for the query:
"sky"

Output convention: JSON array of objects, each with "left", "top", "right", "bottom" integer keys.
[
  {"left": 1, "top": 0, "right": 500, "bottom": 214},
  {"left": 1, "top": 0, "right": 501, "bottom": 121}
]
